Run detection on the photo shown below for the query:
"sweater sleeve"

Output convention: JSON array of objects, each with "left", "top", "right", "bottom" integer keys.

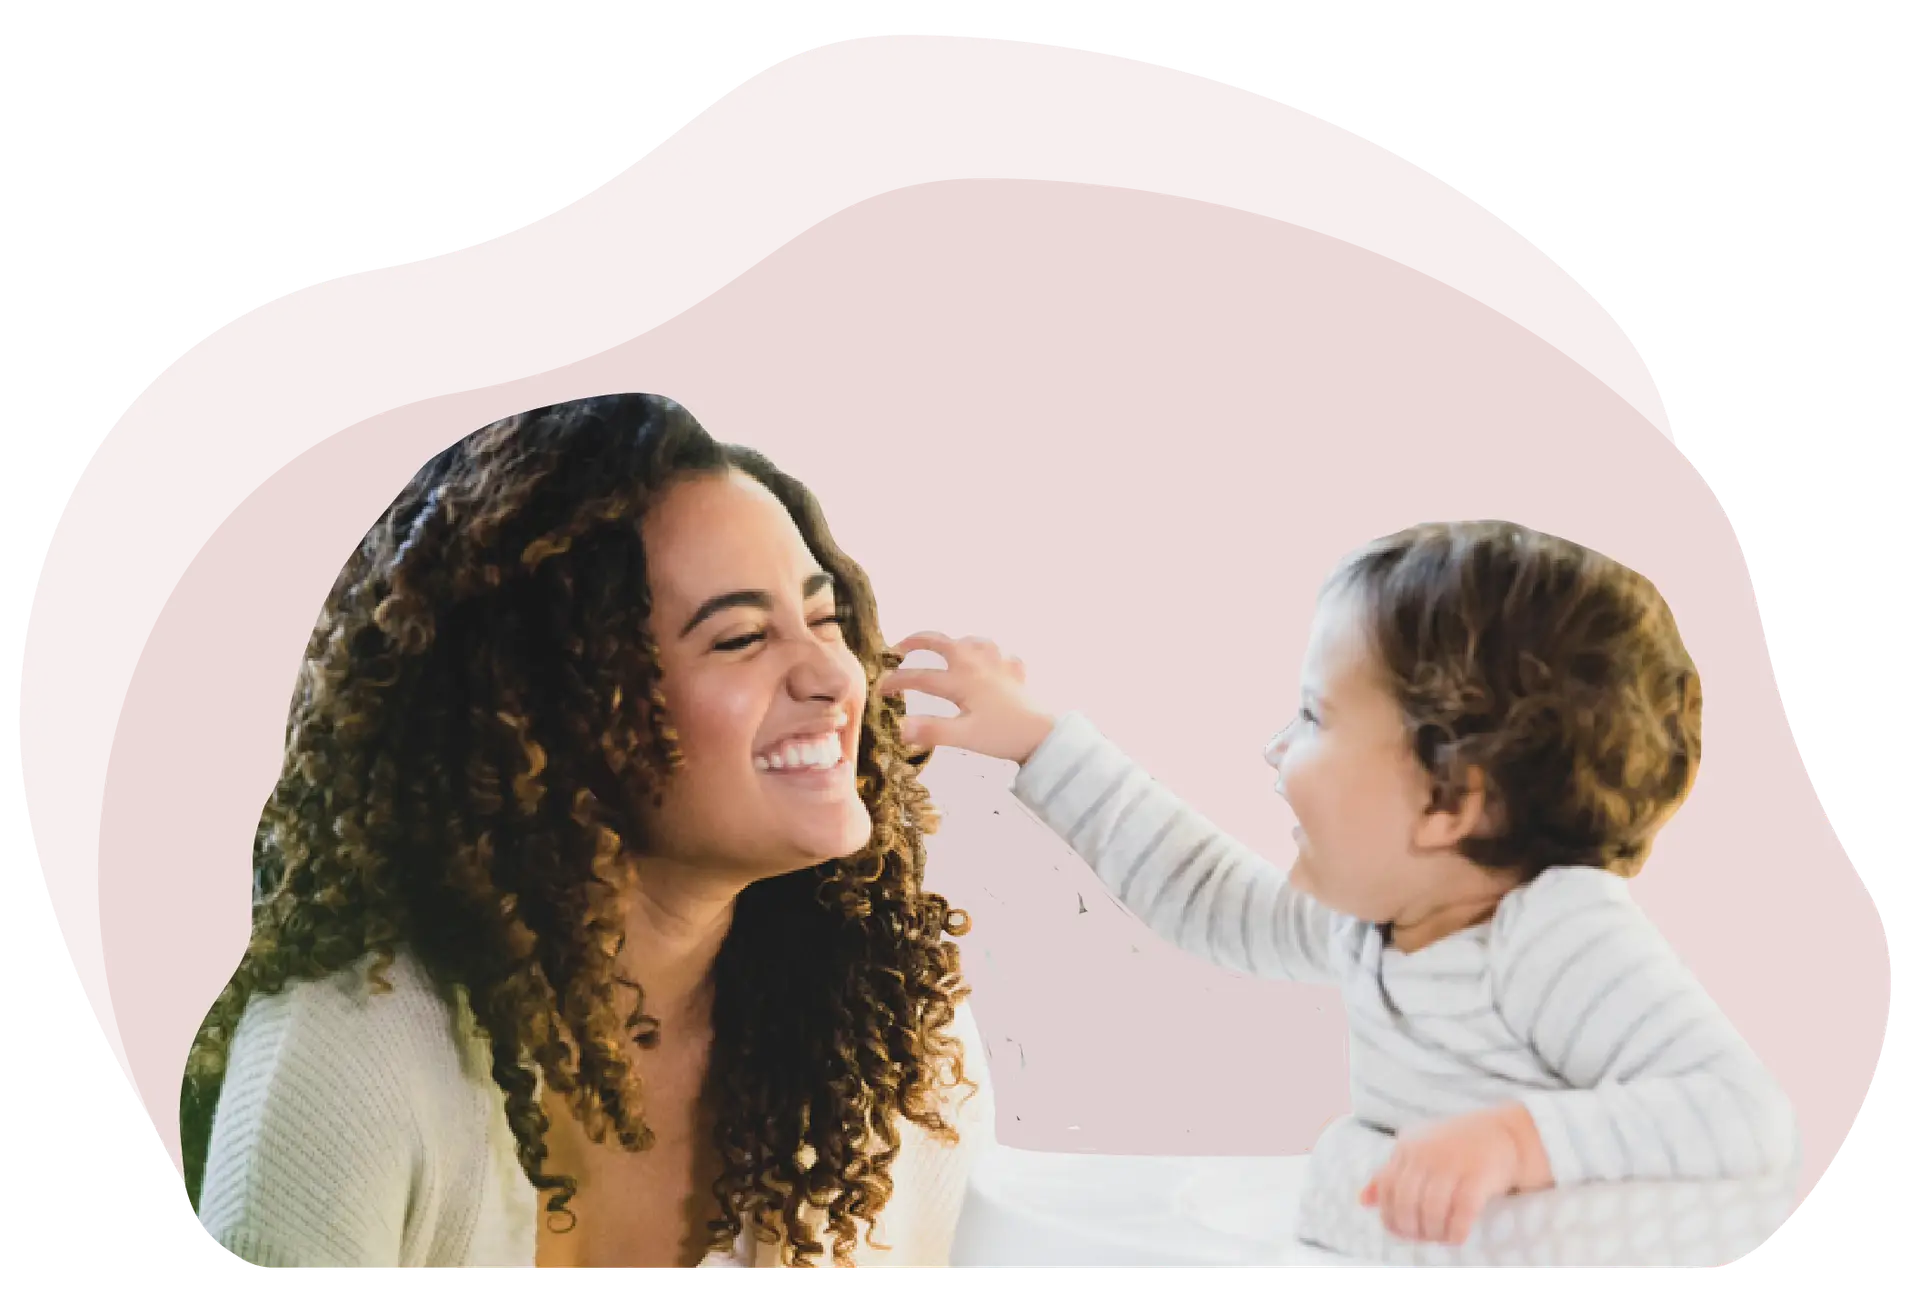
[
  {"left": 196, "top": 979, "right": 420, "bottom": 1266},
  {"left": 1010, "top": 711, "right": 1344, "bottom": 985},
  {"left": 1490, "top": 868, "right": 1800, "bottom": 1188}
]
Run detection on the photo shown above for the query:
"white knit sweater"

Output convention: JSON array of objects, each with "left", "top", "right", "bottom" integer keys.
[{"left": 198, "top": 948, "right": 994, "bottom": 1267}]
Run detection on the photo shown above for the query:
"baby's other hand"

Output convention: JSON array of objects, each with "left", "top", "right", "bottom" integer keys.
[
  {"left": 876, "top": 631, "right": 1055, "bottom": 765},
  {"left": 1359, "top": 1102, "right": 1552, "bottom": 1245}
]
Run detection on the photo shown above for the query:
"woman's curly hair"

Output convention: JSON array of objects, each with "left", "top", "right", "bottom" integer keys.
[
  {"left": 179, "top": 393, "right": 972, "bottom": 1266},
  {"left": 1330, "top": 520, "right": 1703, "bottom": 881}
]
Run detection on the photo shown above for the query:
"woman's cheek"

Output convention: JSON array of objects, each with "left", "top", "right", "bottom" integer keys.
[{"left": 676, "top": 670, "right": 759, "bottom": 765}]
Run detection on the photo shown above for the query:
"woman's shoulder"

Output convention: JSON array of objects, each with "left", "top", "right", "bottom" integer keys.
[
  {"left": 945, "top": 994, "right": 988, "bottom": 1053},
  {"left": 881, "top": 995, "right": 994, "bottom": 1148},
  {"left": 202, "top": 949, "right": 510, "bottom": 1265},
  {"left": 923, "top": 996, "right": 993, "bottom": 1132},
  {"left": 840, "top": 997, "right": 994, "bottom": 1266},
  {"left": 234, "top": 947, "right": 446, "bottom": 1034},
  {"left": 225, "top": 948, "right": 487, "bottom": 1107}
]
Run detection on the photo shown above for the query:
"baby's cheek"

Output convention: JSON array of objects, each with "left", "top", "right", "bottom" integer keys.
[
  {"left": 1287, "top": 739, "right": 1343, "bottom": 816},
  {"left": 1275, "top": 753, "right": 1312, "bottom": 822}
]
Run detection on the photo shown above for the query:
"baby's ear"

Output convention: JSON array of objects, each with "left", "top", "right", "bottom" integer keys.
[
  {"left": 1418, "top": 761, "right": 1495, "bottom": 850},
  {"left": 1420, "top": 747, "right": 1480, "bottom": 814}
]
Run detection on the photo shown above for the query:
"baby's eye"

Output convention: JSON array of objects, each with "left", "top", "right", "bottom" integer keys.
[{"left": 1297, "top": 706, "right": 1318, "bottom": 727}]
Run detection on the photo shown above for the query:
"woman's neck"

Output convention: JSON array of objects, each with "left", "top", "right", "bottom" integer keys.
[{"left": 616, "top": 860, "right": 745, "bottom": 1036}]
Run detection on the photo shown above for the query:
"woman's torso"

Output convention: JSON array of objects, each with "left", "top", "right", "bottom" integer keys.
[
  {"left": 532, "top": 1018, "right": 729, "bottom": 1268},
  {"left": 201, "top": 948, "right": 991, "bottom": 1267}
]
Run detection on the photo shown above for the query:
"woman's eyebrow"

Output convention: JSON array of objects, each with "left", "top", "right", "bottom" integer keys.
[{"left": 678, "top": 572, "right": 834, "bottom": 638}]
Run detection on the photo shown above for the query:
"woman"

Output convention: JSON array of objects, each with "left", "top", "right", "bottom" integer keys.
[{"left": 180, "top": 393, "right": 992, "bottom": 1267}]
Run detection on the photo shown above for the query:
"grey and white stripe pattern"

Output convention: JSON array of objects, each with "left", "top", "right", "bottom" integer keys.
[
  {"left": 1011, "top": 712, "right": 1799, "bottom": 1212},
  {"left": 1016, "top": 713, "right": 1363, "bottom": 986},
  {"left": 1489, "top": 875, "right": 1800, "bottom": 1186}
]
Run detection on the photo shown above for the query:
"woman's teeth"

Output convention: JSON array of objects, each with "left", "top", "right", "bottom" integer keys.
[{"left": 754, "top": 732, "right": 845, "bottom": 772}]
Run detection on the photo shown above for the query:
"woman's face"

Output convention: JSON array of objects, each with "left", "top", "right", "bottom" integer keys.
[{"left": 638, "top": 470, "right": 872, "bottom": 877}]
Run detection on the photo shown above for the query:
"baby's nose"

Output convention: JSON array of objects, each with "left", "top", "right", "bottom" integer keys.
[{"left": 1262, "top": 729, "right": 1288, "bottom": 769}]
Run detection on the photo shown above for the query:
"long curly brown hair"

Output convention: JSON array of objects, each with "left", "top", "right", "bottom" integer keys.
[
  {"left": 1330, "top": 520, "right": 1703, "bottom": 881},
  {"left": 180, "top": 394, "right": 972, "bottom": 1266}
]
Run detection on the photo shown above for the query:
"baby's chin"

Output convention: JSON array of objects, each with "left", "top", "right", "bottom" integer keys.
[{"left": 1289, "top": 853, "right": 1363, "bottom": 917}]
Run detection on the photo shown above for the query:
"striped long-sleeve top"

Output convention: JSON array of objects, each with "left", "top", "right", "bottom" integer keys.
[{"left": 1011, "top": 712, "right": 1800, "bottom": 1264}]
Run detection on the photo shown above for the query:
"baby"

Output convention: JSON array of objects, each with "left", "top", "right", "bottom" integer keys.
[{"left": 879, "top": 520, "right": 1799, "bottom": 1263}]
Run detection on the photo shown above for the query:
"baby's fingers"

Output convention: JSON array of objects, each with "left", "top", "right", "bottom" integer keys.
[
  {"left": 1360, "top": 1153, "right": 1403, "bottom": 1210},
  {"left": 890, "top": 632, "right": 957, "bottom": 661},
  {"left": 1420, "top": 1173, "right": 1460, "bottom": 1244},
  {"left": 877, "top": 667, "right": 959, "bottom": 702},
  {"left": 1386, "top": 1167, "right": 1427, "bottom": 1242},
  {"left": 896, "top": 715, "right": 961, "bottom": 750},
  {"left": 1444, "top": 1176, "right": 1499, "bottom": 1247}
]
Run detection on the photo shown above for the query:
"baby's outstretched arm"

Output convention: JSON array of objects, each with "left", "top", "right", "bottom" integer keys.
[
  {"left": 1490, "top": 868, "right": 1800, "bottom": 1187},
  {"left": 881, "top": 632, "right": 1343, "bottom": 985},
  {"left": 1011, "top": 710, "right": 1342, "bottom": 984}
]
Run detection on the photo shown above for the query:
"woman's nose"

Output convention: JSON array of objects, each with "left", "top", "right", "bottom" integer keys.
[{"left": 790, "top": 636, "right": 857, "bottom": 703}]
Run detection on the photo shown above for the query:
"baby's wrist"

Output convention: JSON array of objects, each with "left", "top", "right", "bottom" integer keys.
[
  {"left": 1009, "top": 710, "right": 1058, "bottom": 766},
  {"left": 1498, "top": 1101, "right": 1554, "bottom": 1192}
]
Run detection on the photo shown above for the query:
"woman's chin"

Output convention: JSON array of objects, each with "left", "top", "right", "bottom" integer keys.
[{"left": 788, "top": 808, "right": 875, "bottom": 868}]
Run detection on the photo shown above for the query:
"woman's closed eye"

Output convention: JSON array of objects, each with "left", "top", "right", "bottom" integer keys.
[{"left": 712, "top": 613, "right": 844, "bottom": 653}]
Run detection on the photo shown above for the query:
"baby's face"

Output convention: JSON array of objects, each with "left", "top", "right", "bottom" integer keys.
[{"left": 1262, "top": 585, "right": 1441, "bottom": 921}]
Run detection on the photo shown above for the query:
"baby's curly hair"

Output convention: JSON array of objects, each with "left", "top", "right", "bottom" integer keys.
[
  {"left": 179, "top": 393, "right": 972, "bottom": 1266},
  {"left": 1330, "top": 521, "right": 1702, "bottom": 881}
]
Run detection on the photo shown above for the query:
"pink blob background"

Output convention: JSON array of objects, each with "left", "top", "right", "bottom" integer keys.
[{"left": 11, "top": 36, "right": 1886, "bottom": 1264}]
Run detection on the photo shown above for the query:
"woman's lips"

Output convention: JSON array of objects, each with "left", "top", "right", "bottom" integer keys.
[
  {"left": 752, "top": 705, "right": 862, "bottom": 799},
  {"left": 761, "top": 755, "right": 851, "bottom": 789}
]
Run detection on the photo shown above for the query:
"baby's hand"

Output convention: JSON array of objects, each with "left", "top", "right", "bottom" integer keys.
[
  {"left": 1360, "top": 1103, "right": 1553, "bottom": 1245},
  {"left": 876, "top": 631, "right": 1056, "bottom": 765}
]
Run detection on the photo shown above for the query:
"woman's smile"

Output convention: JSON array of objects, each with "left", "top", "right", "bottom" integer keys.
[
  {"left": 760, "top": 750, "right": 852, "bottom": 793},
  {"left": 752, "top": 707, "right": 861, "bottom": 800}
]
